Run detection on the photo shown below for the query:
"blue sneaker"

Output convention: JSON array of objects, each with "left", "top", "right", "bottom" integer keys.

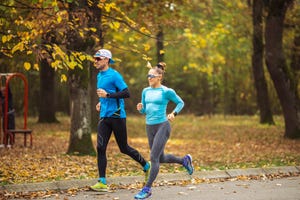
[
  {"left": 134, "top": 186, "right": 152, "bottom": 199},
  {"left": 183, "top": 154, "right": 194, "bottom": 175}
]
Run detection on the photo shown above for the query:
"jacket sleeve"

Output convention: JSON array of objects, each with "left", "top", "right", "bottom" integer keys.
[{"left": 108, "top": 88, "right": 130, "bottom": 99}]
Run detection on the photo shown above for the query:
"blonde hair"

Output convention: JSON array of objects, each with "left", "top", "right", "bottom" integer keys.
[{"left": 153, "top": 62, "right": 166, "bottom": 76}]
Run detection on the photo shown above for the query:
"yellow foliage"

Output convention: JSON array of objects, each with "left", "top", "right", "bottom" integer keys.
[
  {"left": 128, "top": 37, "right": 135, "bottom": 42},
  {"left": 139, "top": 27, "right": 151, "bottom": 35},
  {"left": 209, "top": 54, "right": 226, "bottom": 65},
  {"left": 60, "top": 74, "right": 67, "bottom": 82},
  {"left": 90, "top": 27, "right": 97, "bottom": 32},
  {"left": 199, "top": 64, "right": 213, "bottom": 76},
  {"left": 85, "top": 55, "right": 94, "bottom": 62},
  {"left": 68, "top": 61, "right": 77, "bottom": 69},
  {"left": 45, "top": 44, "right": 52, "bottom": 49},
  {"left": 79, "top": 31, "right": 84, "bottom": 38},
  {"left": 197, "top": 38, "right": 207, "bottom": 48},
  {"left": 2, "top": 35, "right": 6, "bottom": 43},
  {"left": 51, "top": 60, "right": 63, "bottom": 70},
  {"left": 216, "top": 23, "right": 230, "bottom": 34},
  {"left": 188, "top": 62, "right": 198, "bottom": 69},
  {"left": 2, "top": 35, "right": 12, "bottom": 43},
  {"left": 237, "top": 1, "right": 247, "bottom": 9},
  {"left": 57, "top": 15, "right": 62, "bottom": 23},
  {"left": 24, "top": 21, "right": 34, "bottom": 29},
  {"left": 79, "top": 54, "right": 86, "bottom": 61},
  {"left": 104, "top": 3, "right": 116, "bottom": 12},
  {"left": 183, "top": 29, "right": 207, "bottom": 48},
  {"left": 11, "top": 7, "right": 17, "bottom": 14},
  {"left": 30, "top": 29, "right": 39, "bottom": 38},
  {"left": 128, "top": 78, "right": 136, "bottom": 85},
  {"left": 52, "top": 0, "right": 58, "bottom": 7},
  {"left": 12, "top": 42, "right": 24, "bottom": 54},
  {"left": 52, "top": 44, "right": 66, "bottom": 60},
  {"left": 114, "top": 33, "right": 125, "bottom": 42},
  {"left": 142, "top": 55, "right": 152, "bottom": 62},
  {"left": 159, "top": 50, "right": 165, "bottom": 55},
  {"left": 113, "top": 21, "right": 120, "bottom": 29},
  {"left": 183, "top": 28, "right": 192, "bottom": 38},
  {"left": 93, "top": 36, "right": 100, "bottom": 43},
  {"left": 183, "top": 65, "right": 188, "bottom": 71},
  {"left": 33, "top": 63, "right": 39, "bottom": 71},
  {"left": 24, "top": 62, "right": 31, "bottom": 70},
  {"left": 143, "top": 43, "right": 151, "bottom": 51}
]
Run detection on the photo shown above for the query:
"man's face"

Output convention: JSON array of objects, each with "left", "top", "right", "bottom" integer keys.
[{"left": 94, "top": 57, "right": 108, "bottom": 71}]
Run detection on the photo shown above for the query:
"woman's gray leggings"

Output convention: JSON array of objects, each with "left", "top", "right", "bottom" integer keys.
[{"left": 145, "top": 121, "right": 183, "bottom": 188}]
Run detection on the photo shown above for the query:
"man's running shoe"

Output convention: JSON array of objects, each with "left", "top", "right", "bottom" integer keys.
[
  {"left": 183, "top": 154, "right": 194, "bottom": 175},
  {"left": 134, "top": 186, "right": 152, "bottom": 199},
  {"left": 90, "top": 181, "right": 108, "bottom": 192}
]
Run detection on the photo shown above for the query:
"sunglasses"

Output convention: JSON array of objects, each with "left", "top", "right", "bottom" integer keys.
[
  {"left": 147, "top": 74, "right": 159, "bottom": 79},
  {"left": 94, "top": 57, "right": 106, "bottom": 61}
]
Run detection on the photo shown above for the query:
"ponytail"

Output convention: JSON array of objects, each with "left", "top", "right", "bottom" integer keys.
[{"left": 153, "top": 62, "right": 166, "bottom": 75}]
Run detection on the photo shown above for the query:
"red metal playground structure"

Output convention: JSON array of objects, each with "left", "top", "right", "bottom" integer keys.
[{"left": 0, "top": 73, "right": 32, "bottom": 147}]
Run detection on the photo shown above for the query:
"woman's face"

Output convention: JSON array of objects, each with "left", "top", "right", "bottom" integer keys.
[{"left": 147, "top": 69, "right": 161, "bottom": 88}]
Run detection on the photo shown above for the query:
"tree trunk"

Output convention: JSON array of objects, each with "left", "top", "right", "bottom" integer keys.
[
  {"left": 66, "top": 1, "right": 96, "bottom": 155},
  {"left": 156, "top": 26, "right": 164, "bottom": 63},
  {"left": 89, "top": 3, "right": 103, "bottom": 132},
  {"left": 290, "top": 26, "right": 300, "bottom": 116},
  {"left": 38, "top": 58, "right": 58, "bottom": 123},
  {"left": 90, "top": 67, "right": 99, "bottom": 132},
  {"left": 265, "top": 0, "right": 300, "bottom": 138},
  {"left": 252, "top": 0, "right": 274, "bottom": 124},
  {"left": 223, "top": 70, "right": 230, "bottom": 115},
  {"left": 67, "top": 72, "right": 95, "bottom": 155}
]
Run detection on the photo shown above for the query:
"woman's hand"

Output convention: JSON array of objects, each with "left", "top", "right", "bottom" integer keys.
[
  {"left": 136, "top": 103, "right": 143, "bottom": 111},
  {"left": 167, "top": 113, "right": 176, "bottom": 121}
]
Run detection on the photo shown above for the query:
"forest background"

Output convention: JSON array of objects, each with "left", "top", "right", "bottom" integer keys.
[{"left": 0, "top": 1, "right": 299, "bottom": 153}]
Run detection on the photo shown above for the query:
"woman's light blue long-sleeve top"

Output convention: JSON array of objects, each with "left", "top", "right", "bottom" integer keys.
[{"left": 139, "top": 85, "right": 184, "bottom": 125}]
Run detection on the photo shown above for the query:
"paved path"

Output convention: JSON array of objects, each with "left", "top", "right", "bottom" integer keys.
[
  {"left": 1, "top": 166, "right": 300, "bottom": 200},
  {"left": 26, "top": 176, "right": 300, "bottom": 200}
]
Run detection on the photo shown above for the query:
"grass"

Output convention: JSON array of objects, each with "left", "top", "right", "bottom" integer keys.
[{"left": 0, "top": 114, "right": 299, "bottom": 185}]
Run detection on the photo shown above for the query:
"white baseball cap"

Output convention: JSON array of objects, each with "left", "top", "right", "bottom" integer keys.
[{"left": 94, "top": 49, "right": 115, "bottom": 64}]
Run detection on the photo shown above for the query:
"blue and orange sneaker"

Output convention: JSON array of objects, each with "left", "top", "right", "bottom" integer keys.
[
  {"left": 183, "top": 154, "right": 194, "bottom": 175},
  {"left": 134, "top": 186, "right": 152, "bottom": 199}
]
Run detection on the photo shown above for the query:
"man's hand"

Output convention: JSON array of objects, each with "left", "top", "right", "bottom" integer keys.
[
  {"left": 96, "top": 102, "right": 101, "bottom": 112},
  {"left": 97, "top": 89, "right": 108, "bottom": 98}
]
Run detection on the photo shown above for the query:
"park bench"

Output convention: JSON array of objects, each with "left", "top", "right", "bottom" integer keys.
[
  {"left": 0, "top": 73, "right": 33, "bottom": 148},
  {"left": 6, "top": 129, "right": 33, "bottom": 147}
]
